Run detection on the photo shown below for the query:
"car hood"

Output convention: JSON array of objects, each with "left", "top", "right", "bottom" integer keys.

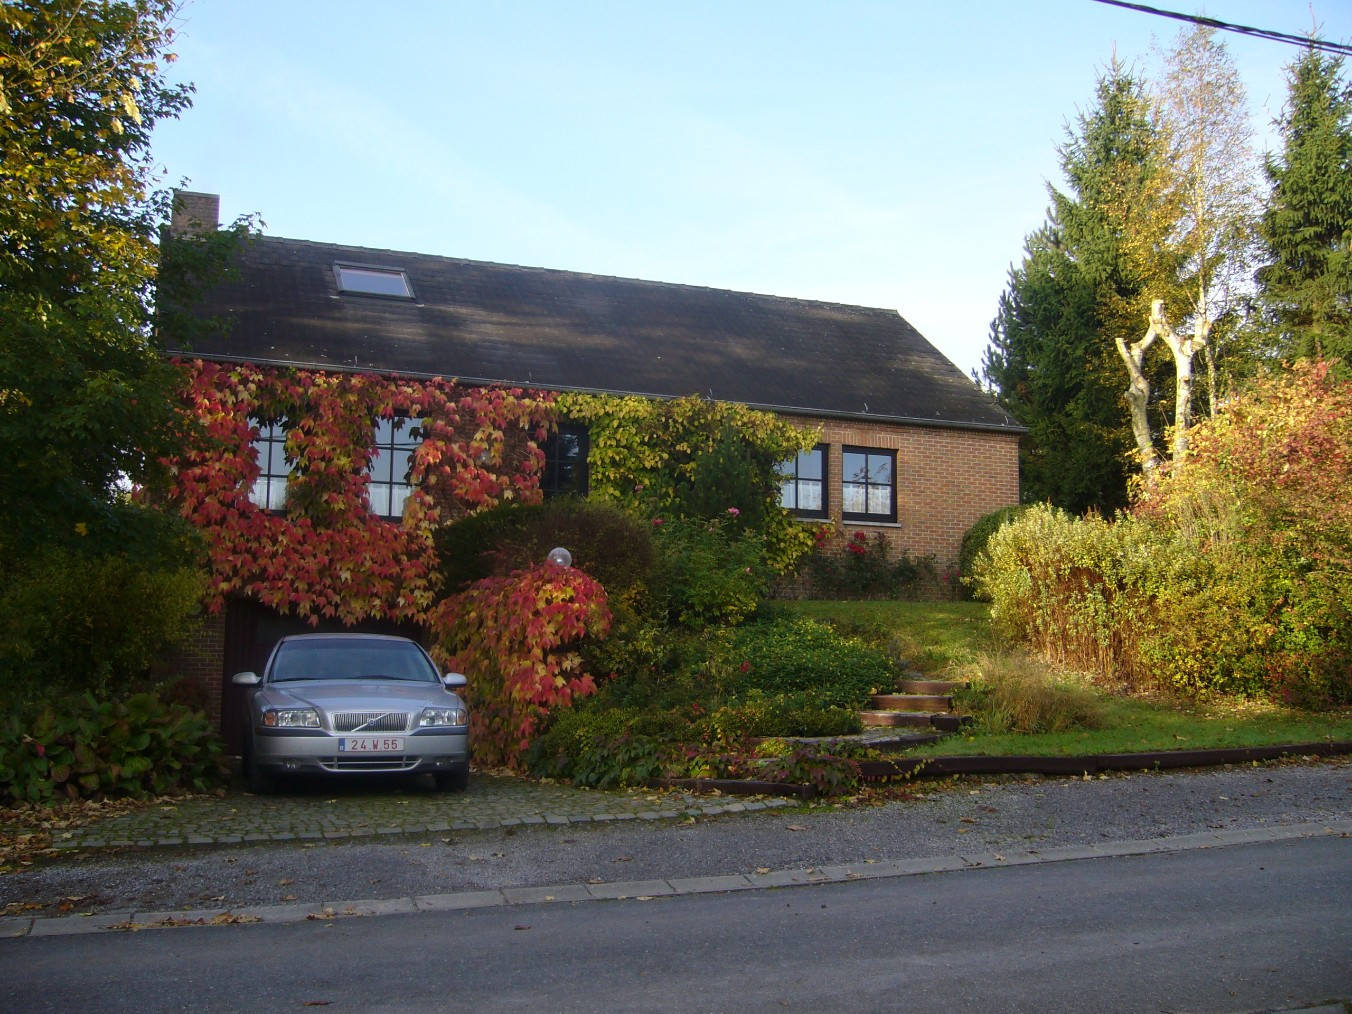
[{"left": 259, "top": 680, "right": 462, "bottom": 712}]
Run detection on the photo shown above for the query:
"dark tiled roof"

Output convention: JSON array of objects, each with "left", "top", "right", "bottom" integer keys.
[{"left": 170, "top": 235, "right": 1020, "bottom": 431}]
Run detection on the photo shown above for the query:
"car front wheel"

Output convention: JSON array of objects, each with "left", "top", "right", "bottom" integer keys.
[
  {"left": 433, "top": 765, "right": 469, "bottom": 792},
  {"left": 242, "top": 735, "right": 278, "bottom": 795}
]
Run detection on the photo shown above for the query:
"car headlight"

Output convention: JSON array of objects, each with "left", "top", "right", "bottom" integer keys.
[
  {"left": 418, "top": 707, "right": 468, "bottom": 728},
  {"left": 262, "top": 708, "right": 320, "bottom": 728}
]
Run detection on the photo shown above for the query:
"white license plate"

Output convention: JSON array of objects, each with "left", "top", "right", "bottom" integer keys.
[{"left": 338, "top": 737, "right": 404, "bottom": 753}]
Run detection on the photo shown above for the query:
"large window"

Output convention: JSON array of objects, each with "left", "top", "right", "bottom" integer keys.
[
  {"left": 842, "top": 446, "right": 896, "bottom": 523},
  {"left": 249, "top": 418, "right": 291, "bottom": 511},
  {"left": 778, "top": 445, "right": 828, "bottom": 518},
  {"left": 369, "top": 416, "right": 425, "bottom": 518},
  {"left": 541, "top": 424, "right": 589, "bottom": 498}
]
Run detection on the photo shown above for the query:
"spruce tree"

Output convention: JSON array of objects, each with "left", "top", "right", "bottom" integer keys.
[
  {"left": 982, "top": 66, "right": 1156, "bottom": 513},
  {"left": 1257, "top": 48, "right": 1352, "bottom": 363}
]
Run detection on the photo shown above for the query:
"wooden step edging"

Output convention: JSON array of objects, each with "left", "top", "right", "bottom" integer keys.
[
  {"left": 855, "top": 740, "right": 1352, "bottom": 782},
  {"left": 649, "top": 742, "right": 1351, "bottom": 801}
]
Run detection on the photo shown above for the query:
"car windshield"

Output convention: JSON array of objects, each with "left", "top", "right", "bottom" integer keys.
[{"left": 268, "top": 639, "right": 439, "bottom": 683}]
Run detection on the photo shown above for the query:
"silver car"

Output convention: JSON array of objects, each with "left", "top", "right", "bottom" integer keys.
[{"left": 232, "top": 633, "right": 470, "bottom": 793}]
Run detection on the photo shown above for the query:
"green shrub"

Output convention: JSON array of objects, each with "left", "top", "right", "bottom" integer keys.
[
  {"left": 473, "top": 498, "right": 660, "bottom": 605},
  {"left": 431, "top": 502, "right": 535, "bottom": 594},
  {"left": 526, "top": 706, "right": 690, "bottom": 787},
  {"left": 972, "top": 504, "right": 1162, "bottom": 689},
  {"left": 959, "top": 505, "right": 1028, "bottom": 599},
  {"left": 0, "top": 548, "right": 206, "bottom": 705},
  {"left": 704, "top": 690, "right": 862, "bottom": 743},
  {"left": 713, "top": 616, "right": 896, "bottom": 708},
  {"left": 0, "top": 691, "right": 227, "bottom": 805},
  {"left": 652, "top": 517, "right": 767, "bottom": 629}
]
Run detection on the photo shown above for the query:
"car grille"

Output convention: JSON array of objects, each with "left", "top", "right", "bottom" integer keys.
[
  {"left": 319, "top": 757, "right": 420, "bottom": 772},
  {"left": 332, "top": 712, "right": 410, "bottom": 733}
]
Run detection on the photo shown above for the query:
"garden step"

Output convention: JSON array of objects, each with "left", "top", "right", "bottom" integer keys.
[
  {"left": 871, "top": 693, "right": 951, "bottom": 713},
  {"left": 859, "top": 710, "right": 935, "bottom": 729},
  {"left": 930, "top": 713, "right": 974, "bottom": 732},
  {"left": 898, "top": 678, "right": 967, "bottom": 695}
]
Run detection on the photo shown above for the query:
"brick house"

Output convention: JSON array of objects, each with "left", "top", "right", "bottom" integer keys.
[{"left": 164, "top": 193, "right": 1021, "bottom": 743}]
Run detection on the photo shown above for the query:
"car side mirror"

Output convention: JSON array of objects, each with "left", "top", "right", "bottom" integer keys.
[
  {"left": 232, "top": 671, "right": 261, "bottom": 686},
  {"left": 442, "top": 672, "right": 468, "bottom": 690}
]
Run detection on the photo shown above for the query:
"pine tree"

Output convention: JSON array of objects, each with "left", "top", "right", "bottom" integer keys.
[
  {"left": 982, "top": 65, "right": 1155, "bottom": 513},
  {"left": 1257, "top": 48, "right": 1352, "bottom": 363}
]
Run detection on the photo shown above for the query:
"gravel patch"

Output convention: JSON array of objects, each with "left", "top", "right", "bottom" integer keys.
[{"left": 2, "top": 758, "right": 1347, "bottom": 917}]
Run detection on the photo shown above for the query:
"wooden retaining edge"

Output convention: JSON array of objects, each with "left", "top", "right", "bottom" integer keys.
[{"left": 856, "top": 741, "right": 1352, "bottom": 782}]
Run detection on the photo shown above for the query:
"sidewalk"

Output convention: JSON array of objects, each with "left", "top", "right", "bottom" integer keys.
[{"left": 29, "top": 774, "right": 794, "bottom": 852}]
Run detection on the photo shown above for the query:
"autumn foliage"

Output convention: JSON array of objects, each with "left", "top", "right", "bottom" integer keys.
[
  {"left": 976, "top": 361, "right": 1351, "bottom": 704},
  {"left": 165, "top": 360, "right": 554, "bottom": 625},
  {"left": 431, "top": 564, "right": 613, "bottom": 768}
]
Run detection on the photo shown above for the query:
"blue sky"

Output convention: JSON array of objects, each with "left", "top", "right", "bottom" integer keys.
[{"left": 151, "top": 1, "right": 1352, "bottom": 378}]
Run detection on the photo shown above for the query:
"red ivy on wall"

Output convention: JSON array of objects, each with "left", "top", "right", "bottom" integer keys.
[{"left": 164, "top": 359, "right": 557, "bottom": 626}]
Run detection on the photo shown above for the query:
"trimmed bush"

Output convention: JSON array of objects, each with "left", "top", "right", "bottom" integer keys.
[
  {"left": 712, "top": 616, "right": 897, "bottom": 708},
  {"left": 0, "top": 692, "right": 226, "bottom": 805},
  {"left": 704, "top": 691, "right": 862, "bottom": 743},
  {"left": 430, "top": 563, "right": 613, "bottom": 768}
]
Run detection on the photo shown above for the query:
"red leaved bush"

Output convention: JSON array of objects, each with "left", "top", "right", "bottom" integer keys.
[{"left": 430, "top": 565, "right": 612, "bottom": 768}]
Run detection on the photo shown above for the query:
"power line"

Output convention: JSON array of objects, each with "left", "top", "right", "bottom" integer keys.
[{"left": 1091, "top": 0, "right": 1352, "bottom": 57}]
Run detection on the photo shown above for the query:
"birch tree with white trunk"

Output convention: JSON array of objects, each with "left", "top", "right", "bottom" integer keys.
[{"left": 1112, "top": 26, "right": 1261, "bottom": 473}]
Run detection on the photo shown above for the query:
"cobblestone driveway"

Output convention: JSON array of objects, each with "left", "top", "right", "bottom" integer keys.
[{"left": 44, "top": 774, "right": 790, "bottom": 851}]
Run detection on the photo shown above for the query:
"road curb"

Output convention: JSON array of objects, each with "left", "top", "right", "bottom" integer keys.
[{"left": 5, "top": 818, "right": 1347, "bottom": 939}]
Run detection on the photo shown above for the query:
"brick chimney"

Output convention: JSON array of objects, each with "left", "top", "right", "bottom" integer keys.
[{"left": 170, "top": 190, "right": 220, "bottom": 236}]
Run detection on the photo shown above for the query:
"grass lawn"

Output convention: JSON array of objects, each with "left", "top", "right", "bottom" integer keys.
[
  {"left": 784, "top": 599, "right": 1352, "bottom": 757},
  {"left": 784, "top": 599, "right": 998, "bottom": 671}
]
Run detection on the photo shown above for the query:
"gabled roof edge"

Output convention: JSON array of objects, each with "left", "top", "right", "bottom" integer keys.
[{"left": 163, "top": 350, "right": 1027, "bottom": 435}]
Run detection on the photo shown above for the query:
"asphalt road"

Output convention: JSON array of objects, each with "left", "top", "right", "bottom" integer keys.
[{"left": 1, "top": 835, "right": 1348, "bottom": 1013}]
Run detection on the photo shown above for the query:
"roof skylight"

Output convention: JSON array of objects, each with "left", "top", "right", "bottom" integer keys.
[{"left": 334, "top": 263, "right": 414, "bottom": 299}]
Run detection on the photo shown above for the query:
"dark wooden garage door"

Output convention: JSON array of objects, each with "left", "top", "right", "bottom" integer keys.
[{"left": 220, "top": 599, "right": 424, "bottom": 753}]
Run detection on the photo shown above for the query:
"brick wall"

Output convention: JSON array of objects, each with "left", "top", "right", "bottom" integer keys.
[
  {"left": 161, "top": 610, "right": 227, "bottom": 729},
  {"left": 783, "top": 414, "right": 1020, "bottom": 595}
]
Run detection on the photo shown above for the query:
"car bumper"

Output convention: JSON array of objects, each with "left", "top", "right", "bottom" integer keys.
[{"left": 253, "top": 730, "right": 470, "bottom": 775}]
